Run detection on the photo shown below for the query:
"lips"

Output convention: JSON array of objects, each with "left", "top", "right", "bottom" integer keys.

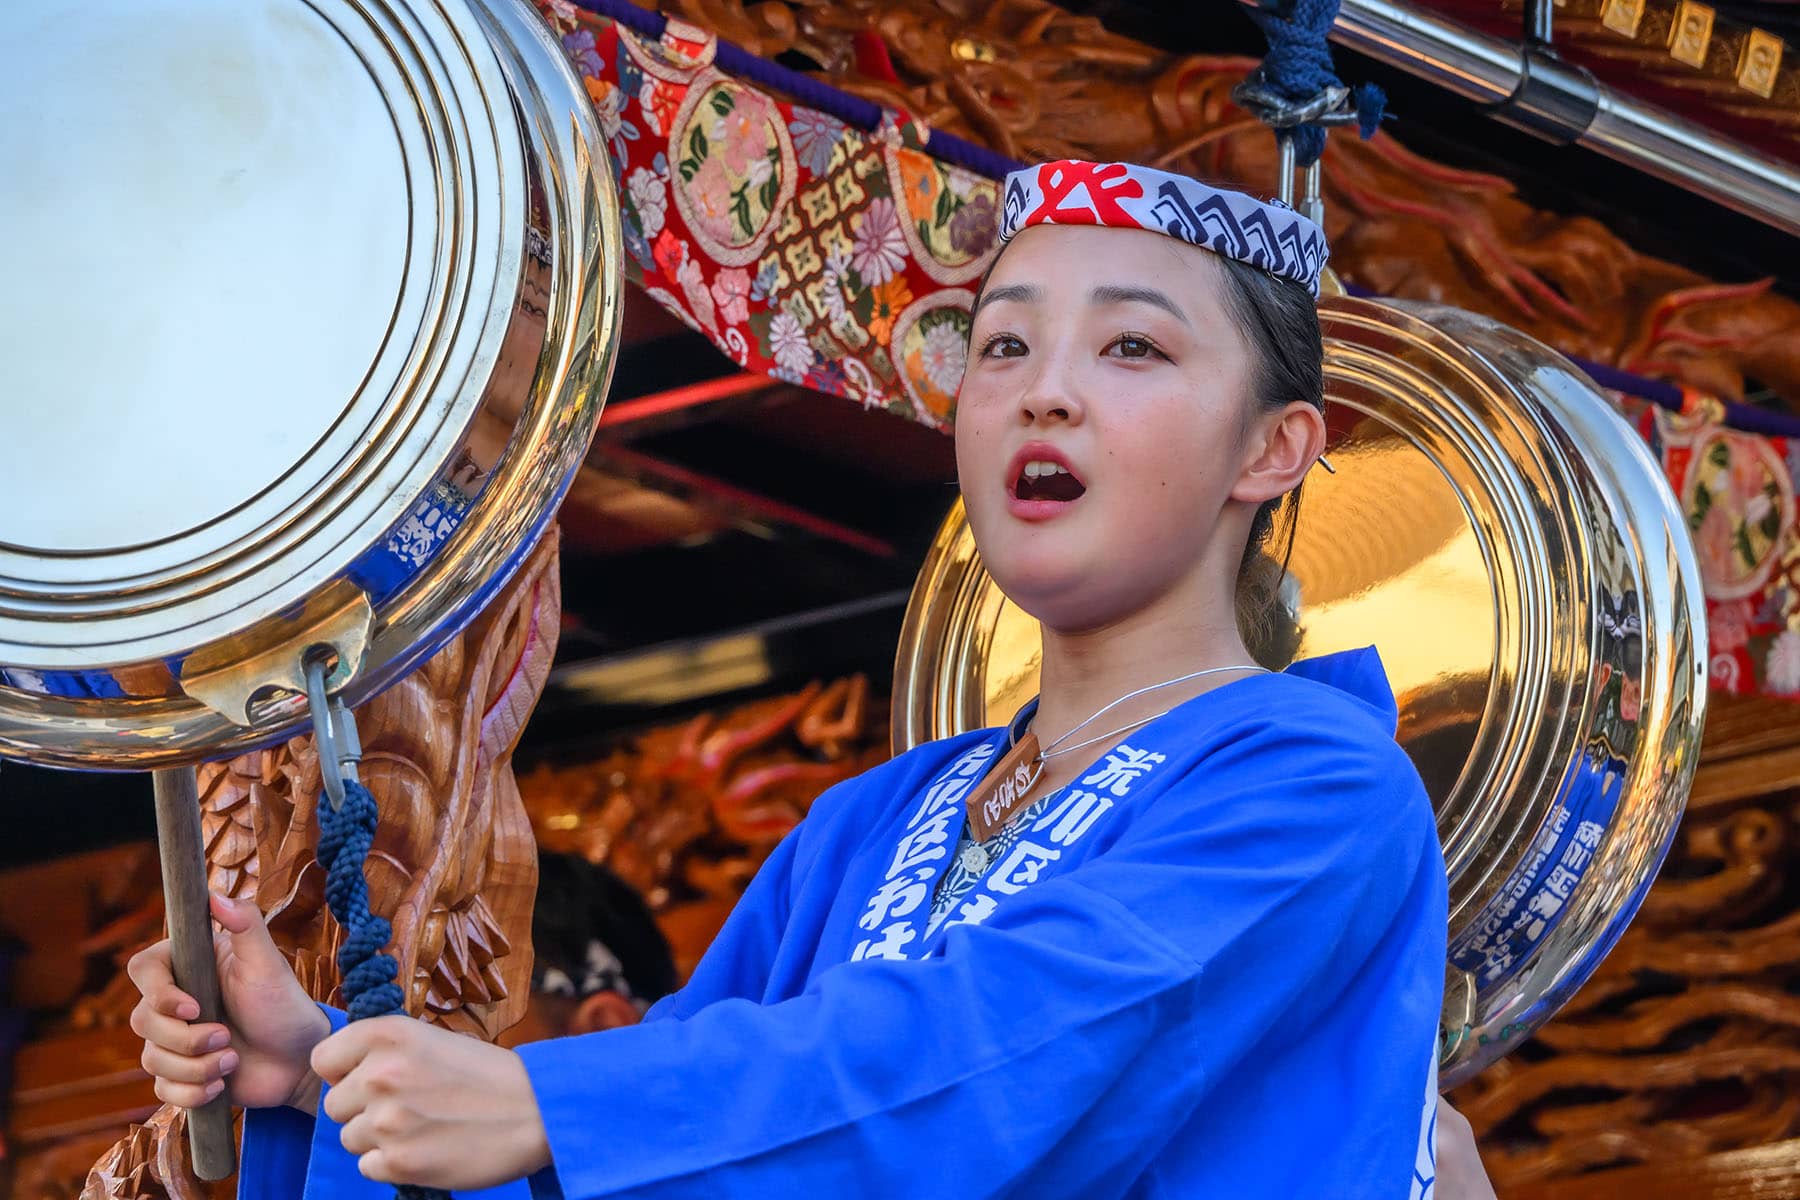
[{"left": 1006, "top": 442, "right": 1087, "bottom": 520}]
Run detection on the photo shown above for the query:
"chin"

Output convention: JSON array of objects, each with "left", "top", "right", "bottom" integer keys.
[
  {"left": 983, "top": 540, "right": 1086, "bottom": 605},
  {"left": 988, "top": 557, "right": 1129, "bottom": 632}
]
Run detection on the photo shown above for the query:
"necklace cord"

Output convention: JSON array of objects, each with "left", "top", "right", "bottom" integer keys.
[{"left": 1033, "top": 664, "right": 1269, "bottom": 762}]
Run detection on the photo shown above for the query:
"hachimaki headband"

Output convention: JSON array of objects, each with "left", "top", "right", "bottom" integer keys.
[{"left": 998, "top": 160, "right": 1329, "bottom": 299}]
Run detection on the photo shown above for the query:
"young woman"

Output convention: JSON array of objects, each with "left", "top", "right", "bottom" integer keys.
[{"left": 127, "top": 161, "right": 1449, "bottom": 1198}]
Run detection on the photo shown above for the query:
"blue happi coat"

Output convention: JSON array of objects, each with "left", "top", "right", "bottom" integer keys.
[{"left": 242, "top": 647, "right": 1448, "bottom": 1199}]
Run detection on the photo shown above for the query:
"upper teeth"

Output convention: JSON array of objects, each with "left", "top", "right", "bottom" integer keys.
[{"left": 1023, "top": 460, "right": 1070, "bottom": 479}]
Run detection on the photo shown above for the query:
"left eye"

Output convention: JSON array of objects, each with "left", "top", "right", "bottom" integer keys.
[{"left": 1106, "top": 335, "right": 1161, "bottom": 360}]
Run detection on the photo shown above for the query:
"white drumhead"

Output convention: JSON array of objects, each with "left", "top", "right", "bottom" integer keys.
[
  {"left": 0, "top": 0, "right": 528, "bottom": 666},
  {"left": 1, "top": 0, "right": 409, "bottom": 552}
]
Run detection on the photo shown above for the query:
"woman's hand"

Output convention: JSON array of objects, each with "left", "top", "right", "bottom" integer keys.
[
  {"left": 127, "top": 894, "right": 331, "bottom": 1113},
  {"left": 313, "top": 1015, "right": 553, "bottom": 1188},
  {"left": 1436, "top": 1097, "right": 1498, "bottom": 1200}
]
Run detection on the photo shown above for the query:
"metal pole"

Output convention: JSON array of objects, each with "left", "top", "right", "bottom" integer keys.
[
  {"left": 1285, "top": 0, "right": 1800, "bottom": 235},
  {"left": 151, "top": 767, "right": 237, "bottom": 1180}
]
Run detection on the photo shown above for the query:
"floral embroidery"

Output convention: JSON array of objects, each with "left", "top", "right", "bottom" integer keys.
[
  {"left": 627, "top": 166, "right": 668, "bottom": 238},
  {"left": 670, "top": 78, "right": 793, "bottom": 265},
  {"left": 1711, "top": 598, "right": 1753, "bottom": 653},
  {"left": 807, "top": 359, "right": 850, "bottom": 395},
  {"left": 561, "top": 29, "right": 603, "bottom": 77},
  {"left": 710, "top": 267, "right": 751, "bottom": 326},
  {"left": 677, "top": 258, "right": 718, "bottom": 333},
  {"left": 768, "top": 310, "right": 812, "bottom": 374},
  {"left": 1768, "top": 630, "right": 1800, "bottom": 694},
  {"left": 542, "top": 0, "right": 1800, "bottom": 706},
  {"left": 890, "top": 292, "right": 976, "bottom": 423},
  {"left": 919, "top": 322, "right": 968, "bottom": 396},
  {"left": 820, "top": 251, "right": 853, "bottom": 326},
  {"left": 749, "top": 259, "right": 780, "bottom": 303},
  {"left": 1685, "top": 433, "right": 1791, "bottom": 599},
  {"left": 622, "top": 223, "right": 652, "bottom": 273},
  {"left": 638, "top": 79, "right": 679, "bottom": 137},
  {"left": 790, "top": 108, "right": 846, "bottom": 175},
  {"left": 866, "top": 276, "right": 913, "bottom": 345},
  {"left": 853, "top": 198, "right": 909, "bottom": 287},
  {"left": 652, "top": 228, "right": 686, "bottom": 280},
  {"left": 1625, "top": 399, "right": 1800, "bottom": 700},
  {"left": 950, "top": 192, "right": 998, "bottom": 255}
]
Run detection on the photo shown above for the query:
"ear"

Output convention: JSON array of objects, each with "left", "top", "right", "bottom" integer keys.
[
  {"left": 571, "top": 990, "right": 643, "bottom": 1034},
  {"left": 1230, "top": 401, "right": 1326, "bottom": 505}
]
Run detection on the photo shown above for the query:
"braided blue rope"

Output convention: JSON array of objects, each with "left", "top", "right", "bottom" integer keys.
[
  {"left": 1244, "top": 0, "right": 1385, "bottom": 165},
  {"left": 317, "top": 780, "right": 451, "bottom": 1200}
]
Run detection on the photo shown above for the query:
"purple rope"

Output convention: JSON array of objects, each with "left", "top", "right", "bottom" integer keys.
[{"left": 569, "top": 0, "right": 1797, "bottom": 442}]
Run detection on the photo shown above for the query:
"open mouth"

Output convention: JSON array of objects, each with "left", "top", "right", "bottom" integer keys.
[{"left": 1013, "top": 458, "right": 1087, "bottom": 503}]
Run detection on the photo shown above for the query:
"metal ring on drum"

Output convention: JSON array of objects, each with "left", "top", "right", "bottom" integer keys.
[{"left": 889, "top": 295, "right": 1709, "bottom": 1087}]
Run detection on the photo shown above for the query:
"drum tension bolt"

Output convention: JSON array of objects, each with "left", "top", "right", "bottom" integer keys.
[{"left": 303, "top": 650, "right": 363, "bottom": 812}]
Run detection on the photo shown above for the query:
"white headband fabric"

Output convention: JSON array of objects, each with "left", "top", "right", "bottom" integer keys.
[{"left": 999, "top": 160, "right": 1329, "bottom": 298}]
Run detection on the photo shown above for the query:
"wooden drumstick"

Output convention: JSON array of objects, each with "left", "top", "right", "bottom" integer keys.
[{"left": 152, "top": 766, "right": 237, "bottom": 1181}]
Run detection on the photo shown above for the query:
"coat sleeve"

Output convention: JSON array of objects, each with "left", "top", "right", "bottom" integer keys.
[
  {"left": 638, "top": 819, "right": 803, "bottom": 1023},
  {"left": 237, "top": 1005, "right": 536, "bottom": 1200},
  {"left": 517, "top": 724, "right": 1440, "bottom": 1200},
  {"left": 234, "top": 766, "right": 847, "bottom": 1200}
]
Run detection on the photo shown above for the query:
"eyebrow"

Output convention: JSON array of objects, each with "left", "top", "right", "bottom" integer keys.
[
  {"left": 1089, "top": 284, "right": 1192, "bottom": 328},
  {"left": 973, "top": 283, "right": 1042, "bottom": 314},
  {"left": 973, "top": 281, "right": 1192, "bottom": 328}
]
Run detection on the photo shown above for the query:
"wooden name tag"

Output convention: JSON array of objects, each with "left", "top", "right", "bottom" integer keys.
[{"left": 968, "top": 731, "right": 1043, "bottom": 842}]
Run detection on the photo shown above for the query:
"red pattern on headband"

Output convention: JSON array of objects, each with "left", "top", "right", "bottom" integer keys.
[{"left": 1023, "top": 161, "right": 1147, "bottom": 228}]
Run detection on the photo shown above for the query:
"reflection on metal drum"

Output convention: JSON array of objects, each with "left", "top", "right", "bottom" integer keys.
[{"left": 890, "top": 296, "right": 1708, "bottom": 1087}]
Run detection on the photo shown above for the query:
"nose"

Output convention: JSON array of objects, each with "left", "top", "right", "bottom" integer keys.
[{"left": 1017, "top": 357, "right": 1086, "bottom": 428}]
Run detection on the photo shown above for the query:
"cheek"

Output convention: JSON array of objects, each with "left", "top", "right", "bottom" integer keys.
[
  {"left": 1097, "top": 405, "right": 1221, "bottom": 517},
  {"left": 952, "top": 393, "right": 1005, "bottom": 491}
]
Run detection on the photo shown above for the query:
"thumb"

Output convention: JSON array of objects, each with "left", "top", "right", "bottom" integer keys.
[{"left": 211, "top": 894, "right": 287, "bottom": 973}]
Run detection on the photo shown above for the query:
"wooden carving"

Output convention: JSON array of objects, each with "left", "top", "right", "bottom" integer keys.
[
  {"left": 659, "top": 0, "right": 1799, "bottom": 412},
  {"left": 78, "top": 529, "right": 563, "bottom": 1200},
  {"left": 518, "top": 674, "right": 890, "bottom": 976}
]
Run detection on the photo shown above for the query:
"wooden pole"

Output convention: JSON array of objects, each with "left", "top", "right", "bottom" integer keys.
[{"left": 151, "top": 767, "right": 237, "bottom": 1181}]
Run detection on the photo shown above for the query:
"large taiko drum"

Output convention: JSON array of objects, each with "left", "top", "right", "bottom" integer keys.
[
  {"left": 891, "top": 296, "right": 1709, "bottom": 1087},
  {"left": 0, "top": 0, "right": 623, "bottom": 768},
  {"left": 0, "top": 0, "right": 623, "bottom": 1177}
]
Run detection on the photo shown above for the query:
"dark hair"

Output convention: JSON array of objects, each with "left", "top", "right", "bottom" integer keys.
[
  {"left": 533, "top": 853, "right": 677, "bottom": 1004},
  {"left": 1211, "top": 256, "right": 1324, "bottom": 669}
]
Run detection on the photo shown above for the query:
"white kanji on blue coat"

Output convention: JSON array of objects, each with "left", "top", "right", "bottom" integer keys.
[
  {"left": 990, "top": 841, "right": 1062, "bottom": 895},
  {"left": 859, "top": 868, "right": 932, "bottom": 930},
  {"left": 945, "top": 894, "right": 998, "bottom": 931},
  {"left": 852, "top": 921, "right": 917, "bottom": 961},
  {"left": 1081, "top": 745, "right": 1167, "bottom": 797},
  {"left": 909, "top": 743, "right": 997, "bottom": 828},
  {"left": 1034, "top": 789, "right": 1115, "bottom": 847},
  {"left": 890, "top": 810, "right": 957, "bottom": 875}
]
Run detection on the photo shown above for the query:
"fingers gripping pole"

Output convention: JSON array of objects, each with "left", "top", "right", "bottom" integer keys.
[
  {"left": 305, "top": 655, "right": 451, "bottom": 1200},
  {"left": 151, "top": 767, "right": 238, "bottom": 1181}
]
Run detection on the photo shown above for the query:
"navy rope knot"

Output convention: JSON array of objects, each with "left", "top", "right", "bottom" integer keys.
[
  {"left": 1244, "top": 0, "right": 1387, "bottom": 165},
  {"left": 317, "top": 779, "right": 452, "bottom": 1200},
  {"left": 317, "top": 780, "right": 405, "bottom": 1020}
]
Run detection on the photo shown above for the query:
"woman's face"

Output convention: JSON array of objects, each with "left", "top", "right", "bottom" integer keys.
[{"left": 955, "top": 224, "right": 1291, "bottom": 633}]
